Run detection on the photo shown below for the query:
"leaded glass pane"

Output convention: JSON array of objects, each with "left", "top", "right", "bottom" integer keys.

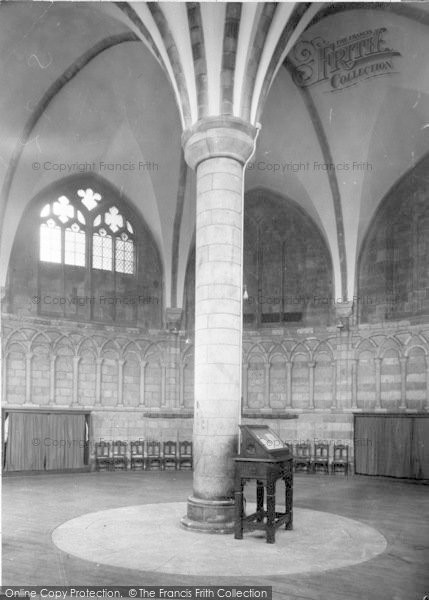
[
  {"left": 115, "top": 238, "right": 134, "bottom": 274},
  {"left": 65, "top": 227, "right": 86, "bottom": 267},
  {"left": 92, "top": 232, "right": 112, "bottom": 270},
  {"left": 40, "top": 222, "right": 61, "bottom": 263}
]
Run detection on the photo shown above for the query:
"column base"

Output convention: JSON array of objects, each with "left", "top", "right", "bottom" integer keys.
[{"left": 180, "top": 496, "right": 235, "bottom": 534}]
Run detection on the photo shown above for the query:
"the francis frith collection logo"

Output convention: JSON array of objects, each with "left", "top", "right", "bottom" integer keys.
[{"left": 291, "top": 27, "right": 401, "bottom": 91}]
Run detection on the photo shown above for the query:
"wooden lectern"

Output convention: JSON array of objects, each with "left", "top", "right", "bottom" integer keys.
[{"left": 234, "top": 424, "right": 293, "bottom": 543}]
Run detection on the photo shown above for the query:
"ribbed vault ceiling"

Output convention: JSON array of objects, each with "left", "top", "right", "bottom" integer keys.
[{"left": 0, "top": 2, "right": 428, "bottom": 310}]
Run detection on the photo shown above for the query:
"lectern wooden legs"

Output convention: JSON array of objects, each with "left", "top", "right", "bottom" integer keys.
[
  {"left": 285, "top": 470, "right": 293, "bottom": 530},
  {"left": 266, "top": 478, "right": 276, "bottom": 543},
  {"left": 234, "top": 483, "right": 244, "bottom": 540},
  {"left": 234, "top": 465, "right": 293, "bottom": 544},
  {"left": 256, "top": 480, "right": 264, "bottom": 522}
]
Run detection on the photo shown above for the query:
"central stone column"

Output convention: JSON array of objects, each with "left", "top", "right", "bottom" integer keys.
[{"left": 181, "top": 116, "right": 257, "bottom": 532}]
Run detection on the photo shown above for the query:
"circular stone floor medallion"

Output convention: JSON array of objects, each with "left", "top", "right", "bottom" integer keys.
[{"left": 52, "top": 503, "right": 387, "bottom": 577}]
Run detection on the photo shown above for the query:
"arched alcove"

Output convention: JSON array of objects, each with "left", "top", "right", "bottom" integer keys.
[
  {"left": 5, "top": 174, "right": 163, "bottom": 329},
  {"left": 357, "top": 154, "right": 429, "bottom": 324},
  {"left": 182, "top": 188, "right": 334, "bottom": 332}
]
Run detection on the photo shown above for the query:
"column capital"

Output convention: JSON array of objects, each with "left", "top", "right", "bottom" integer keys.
[{"left": 182, "top": 116, "right": 257, "bottom": 170}]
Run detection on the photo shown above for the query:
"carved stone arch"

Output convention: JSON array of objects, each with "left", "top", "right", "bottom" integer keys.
[
  {"left": 5, "top": 340, "right": 27, "bottom": 355},
  {"left": 55, "top": 340, "right": 74, "bottom": 406},
  {"left": 245, "top": 342, "right": 268, "bottom": 364},
  {"left": 313, "top": 348, "right": 334, "bottom": 410},
  {"left": 5, "top": 328, "right": 28, "bottom": 345},
  {"left": 14, "top": 327, "right": 39, "bottom": 342},
  {"left": 354, "top": 337, "right": 377, "bottom": 360},
  {"left": 419, "top": 331, "right": 429, "bottom": 346},
  {"left": 268, "top": 344, "right": 286, "bottom": 363},
  {"left": 43, "top": 328, "right": 64, "bottom": 344},
  {"left": 247, "top": 351, "right": 266, "bottom": 364},
  {"left": 268, "top": 352, "right": 287, "bottom": 409},
  {"left": 53, "top": 334, "right": 77, "bottom": 356},
  {"left": 405, "top": 345, "right": 427, "bottom": 410},
  {"left": 122, "top": 340, "right": 141, "bottom": 359},
  {"left": 182, "top": 346, "right": 194, "bottom": 367},
  {"left": 312, "top": 340, "right": 334, "bottom": 362},
  {"left": 182, "top": 347, "right": 194, "bottom": 409},
  {"left": 78, "top": 346, "right": 97, "bottom": 406},
  {"left": 378, "top": 337, "right": 402, "bottom": 360},
  {"left": 404, "top": 342, "right": 428, "bottom": 358},
  {"left": 134, "top": 339, "right": 152, "bottom": 355},
  {"left": 123, "top": 346, "right": 141, "bottom": 408},
  {"left": 291, "top": 347, "right": 310, "bottom": 409},
  {"left": 144, "top": 352, "right": 163, "bottom": 409},
  {"left": 99, "top": 342, "right": 119, "bottom": 407},
  {"left": 30, "top": 338, "right": 50, "bottom": 406},
  {"left": 356, "top": 344, "right": 377, "bottom": 410},
  {"left": 379, "top": 344, "right": 402, "bottom": 410},
  {"left": 30, "top": 331, "right": 52, "bottom": 352},
  {"left": 100, "top": 338, "right": 120, "bottom": 358},
  {"left": 144, "top": 342, "right": 165, "bottom": 366},
  {"left": 77, "top": 336, "right": 99, "bottom": 357},
  {"left": 290, "top": 342, "right": 311, "bottom": 360},
  {"left": 278, "top": 342, "right": 291, "bottom": 363},
  {"left": 246, "top": 351, "right": 267, "bottom": 409},
  {"left": 268, "top": 350, "right": 286, "bottom": 364},
  {"left": 4, "top": 341, "right": 27, "bottom": 405}
]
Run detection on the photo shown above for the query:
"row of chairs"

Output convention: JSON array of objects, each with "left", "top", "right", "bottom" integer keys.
[
  {"left": 287, "top": 442, "right": 350, "bottom": 475},
  {"left": 94, "top": 440, "right": 193, "bottom": 471}
]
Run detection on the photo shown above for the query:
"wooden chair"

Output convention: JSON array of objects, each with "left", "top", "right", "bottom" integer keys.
[
  {"left": 178, "top": 441, "right": 193, "bottom": 470},
  {"left": 145, "top": 441, "right": 162, "bottom": 470},
  {"left": 312, "top": 443, "right": 330, "bottom": 474},
  {"left": 94, "top": 441, "right": 112, "bottom": 471},
  {"left": 162, "top": 441, "right": 177, "bottom": 470},
  {"left": 331, "top": 444, "right": 349, "bottom": 475},
  {"left": 130, "top": 440, "right": 145, "bottom": 470},
  {"left": 294, "top": 442, "right": 312, "bottom": 472},
  {"left": 111, "top": 440, "right": 128, "bottom": 470}
]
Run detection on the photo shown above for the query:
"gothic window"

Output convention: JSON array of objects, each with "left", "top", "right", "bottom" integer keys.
[
  {"left": 39, "top": 196, "right": 86, "bottom": 266},
  {"left": 39, "top": 189, "right": 135, "bottom": 275},
  {"left": 92, "top": 206, "right": 135, "bottom": 274}
]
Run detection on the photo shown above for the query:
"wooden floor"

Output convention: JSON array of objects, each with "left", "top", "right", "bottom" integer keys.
[{"left": 2, "top": 470, "right": 429, "bottom": 600}]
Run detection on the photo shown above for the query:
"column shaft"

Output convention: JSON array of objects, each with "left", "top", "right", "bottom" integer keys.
[
  {"left": 181, "top": 117, "right": 256, "bottom": 532},
  {"left": 192, "top": 154, "right": 244, "bottom": 500}
]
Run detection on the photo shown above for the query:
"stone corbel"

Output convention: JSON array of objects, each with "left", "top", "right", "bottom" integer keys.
[
  {"left": 165, "top": 307, "right": 183, "bottom": 334},
  {"left": 335, "top": 301, "right": 354, "bottom": 332}
]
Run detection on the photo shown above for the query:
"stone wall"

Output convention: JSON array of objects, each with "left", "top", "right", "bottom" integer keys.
[
  {"left": 358, "top": 154, "right": 429, "bottom": 323},
  {"left": 183, "top": 188, "right": 334, "bottom": 332},
  {"left": 3, "top": 313, "right": 428, "bottom": 466}
]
